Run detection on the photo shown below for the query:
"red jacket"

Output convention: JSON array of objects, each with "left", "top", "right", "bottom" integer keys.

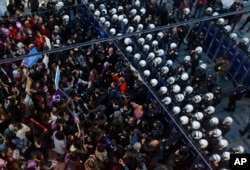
[
  {"left": 112, "top": 75, "right": 127, "bottom": 95},
  {"left": 197, "top": 0, "right": 207, "bottom": 7}
]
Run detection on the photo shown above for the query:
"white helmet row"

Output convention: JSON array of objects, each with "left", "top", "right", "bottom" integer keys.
[
  {"left": 180, "top": 115, "right": 189, "bottom": 125},
  {"left": 162, "top": 96, "right": 172, "bottom": 105},
  {"left": 143, "top": 44, "right": 150, "bottom": 52},
  {"left": 126, "top": 46, "right": 133, "bottom": 53},
  {"left": 173, "top": 106, "right": 181, "bottom": 114},
  {"left": 110, "top": 8, "right": 117, "bottom": 15},
  {"left": 139, "top": 60, "right": 146, "bottom": 67},
  {"left": 204, "top": 106, "right": 215, "bottom": 114},
  {"left": 167, "top": 76, "right": 175, "bottom": 84},
  {"left": 161, "top": 66, "right": 169, "bottom": 74},
  {"left": 193, "top": 112, "right": 204, "bottom": 121},
  {"left": 210, "top": 117, "right": 219, "bottom": 126},
  {"left": 147, "top": 52, "right": 155, "bottom": 60},
  {"left": 104, "top": 21, "right": 110, "bottom": 28},
  {"left": 175, "top": 93, "right": 185, "bottom": 102},
  {"left": 218, "top": 139, "right": 229, "bottom": 148},
  {"left": 230, "top": 33, "right": 237, "bottom": 40},
  {"left": 130, "top": 9, "right": 137, "bottom": 16},
  {"left": 222, "top": 116, "right": 233, "bottom": 125},
  {"left": 145, "top": 34, "right": 153, "bottom": 41},
  {"left": 210, "top": 154, "right": 221, "bottom": 163},
  {"left": 152, "top": 40, "right": 159, "bottom": 47},
  {"left": 221, "top": 151, "right": 230, "bottom": 161},
  {"left": 199, "top": 139, "right": 208, "bottom": 149},
  {"left": 124, "top": 38, "right": 132, "bottom": 45},
  {"left": 243, "top": 37, "right": 249, "bottom": 45},
  {"left": 195, "top": 46, "right": 203, "bottom": 54},
  {"left": 224, "top": 25, "right": 232, "bottom": 33},
  {"left": 137, "top": 24, "right": 144, "bottom": 31},
  {"left": 143, "top": 70, "right": 150, "bottom": 77},
  {"left": 209, "top": 128, "right": 222, "bottom": 138},
  {"left": 184, "top": 8, "right": 190, "bottom": 15},
  {"left": 172, "top": 84, "right": 181, "bottom": 93},
  {"left": 109, "top": 28, "right": 116, "bottom": 35},
  {"left": 184, "top": 104, "right": 194, "bottom": 113},
  {"left": 157, "top": 32, "right": 164, "bottom": 39},
  {"left": 156, "top": 49, "right": 165, "bottom": 57},
  {"left": 180, "top": 72, "right": 189, "bottom": 81},
  {"left": 140, "top": 8, "right": 146, "bottom": 15},
  {"left": 137, "top": 37, "right": 145, "bottom": 45},
  {"left": 184, "top": 55, "right": 191, "bottom": 63},
  {"left": 150, "top": 79, "right": 158, "bottom": 87},
  {"left": 204, "top": 92, "right": 214, "bottom": 101},
  {"left": 185, "top": 86, "right": 193, "bottom": 94},
  {"left": 154, "top": 57, "right": 162, "bottom": 65},
  {"left": 133, "top": 15, "right": 141, "bottom": 23},
  {"left": 218, "top": 18, "right": 225, "bottom": 25},
  {"left": 170, "top": 43, "right": 177, "bottom": 49},
  {"left": 191, "top": 120, "right": 201, "bottom": 129},
  {"left": 192, "top": 95, "right": 202, "bottom": 103},
  {"left": 134, "top": 53, "right": 141, "bottom": 60},
  {"left": 126, "top": 26, "right": 134, "bottom": 33},
  {"left": 192, "top": 130, "right": 203, "bottom": 139},
  {"left": 159, "top": 86, "right": 168, "bottom": 95}
]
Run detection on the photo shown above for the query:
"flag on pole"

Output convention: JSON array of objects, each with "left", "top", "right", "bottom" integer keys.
[
  {"left": 21, "top": 48, "right": 41, "bottom": 68},
  {"left": 55, "top": 66, "right": 60, "bottom": 90},
  {"left": 49, "top": 89, "right": 67, "bottom": 107},
  {"left": 25, "top": 77, "right": 32, "bottom": 94}
]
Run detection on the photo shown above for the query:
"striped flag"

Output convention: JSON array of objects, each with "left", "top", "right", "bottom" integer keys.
[{"left": 55, "top": 66, "right": 60, "bottom": 90}]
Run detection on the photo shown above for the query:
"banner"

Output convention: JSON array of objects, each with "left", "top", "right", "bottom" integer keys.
[
  {"left": 22, "top": 48, "right": 41, "bottom": 68},
  {"left": 55, "top": 66, "right": 60, "bottom": 90},
  {"left": 49, "top": 89, "right": 67, "bottom": 107}
]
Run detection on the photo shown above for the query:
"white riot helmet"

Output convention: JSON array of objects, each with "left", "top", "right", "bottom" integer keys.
[
  {"left": 118, "top": 6, "right": 123, "bottom": 12},
  {"left": 124, "top": 38, "right": 132, "bottom": 45},
  {"left": 137, "top": 37, "right": 145, "bottom": 45},
  {"left": 140, "top": 8, "right": 146, "bottom": 15},
  {"left": 243, "top": 37, "right": 249, "bottom": 45},
  {"left": 185, "top": 86, "right": 193, "bottom": 94},
  {"left": 134, "top": 53, "right": 141, "bottom": 60},
  {"left": 161, "top": 66, "right": 169, "bottom": 74},
  {"left": 206, "top": 7, "right": 213, "bottom": 14},
  {"left": 199, "top": 139, "right": 208, "bottom": 149},
  {"left": 170, "top": 43, "right": 177, "bottom": 49},
  {"left": 204, "top": 92, "right": 214, "bottom": 101},
  {"left": 147, "top": 52, "right": 155, "bottom": 60},
  {"left": 110, "top": 8, "right": 117, "bottom": 15},
  {"left": 212, "top": 12, "right": 219, "bottom": 16},
  {"left": 118, "top": 15, "right": 124, "bottom": 21},
  {"left": 194, "top": 112, "right": 204, "bottom": 121},
  {"left": 195, "top": 46, "right": 203, "bottom": 53},
  {"left": 126, "top": 46, "right": 133, "bottom": 53},
  {"left": 143, "top": 70, "right": 150, "bottom": 77},
  {"left": 210, "top": 117, "right": 219, "bottom": 126},
  {"left": 181, "top": 72, "right": 189, "bottom": 81},
  {"left": 222, "top": 116, "right": 233, "bottom": 125},
  {"left": 126, "top": 26, "right": 134, "bottom": 33},
  {"left": 150, "top": 79, "right": 158, "bottom": 87},
  {"left": 159, "top": 86, "right": 168, "bottom": 95},
  {"left": 89, "top": 3, "right": 95, "bottom": 10},
  {"left": 222, "top": 152, "right": 230, "bottom": 161},
  {"left": 191, "top": 120, "right": 201, "bottom": 130},
  {"left": 104, "top": 21, "right": 110, "bottom": 28},
  {"left": 122, "top": 18, "right": 128, "bottom": 25},
  {"left": 172, "top": 84, "right": 181, "bottom": 93},
  {"left": 191, "top": 130, "right": 203, "bottom": 139},
  {"left": 180, "top": 115, "right": 189, "bottom": 125},
  {"left": 156, "top": 49, "right": 164, "bottom": 56},
  {"left": 157, "top": 32, "right": 164, "bottom": 40},
  {"left": 233, "top": 145, "right": 244, "bottom": 154},
  {"left": 230, "top": 33, "right": 237, "bottom": 40},
  {"left": 184, "top": 104, "right": 194, "bottom": 113},
  {"left": 166, "top": 60, "right": 173, "bottom": 67},
  {"left": 145, "top": 34, "right": 153, "bottom": 42},
  {"left": 101, "top": 9, "right": 107, "bottom": 15},
  {"left": 184, "top": 55, "right": 191, "bottom": 63},
  {"left": 162, "top": 97, "right": 172, "bottom": 105},
  {"left": 152, "top": 40, "right": 159, "bottom": 48},
  {"left": 99, "top": 4, "right": 105, "bottom": 10},
  {"left": 210, "top": 128, "right": 222, "bottom": 137},
  {"left": 109, "top": 28, "right": 116, "bottom": 35},
  {"left": 184, "top": 8, "right": 190, "bottom": 15},
  {"left": 154, "top": 57, "right": 162, "bottom": 65},
  {"left": 224, "top": 25, "right": 232, "bottom": 33},
  {"left": 199, "top": 63, "right": 207, "bottom": 70},
  {"left": 139, "top": 60, "right": 146, "bottom": 67},
  {"left": 62, "top": 15, "right": 70, "bottom": 22},
  {"left": 133, "top": 15, "right": 141, "bottom": 23},
  {"left": 99, "top": 17, "right": 106, "bottom": 24},
  {"left": 173, "top": 106, "right": 181, "bottom": 114},
  {"left": 143, "top": 44, "right": 150, "bottom": 52},
  {"left": 94, "top": 10, "right": 101, "bottom": 17},
  {"left": 218, "top": 18, "right": 225, "bottom": 25},
  {"left": 167, "top": 77, "right": 175, "bottom": 84},
  {"left": 112, "top": 14, "right": 118, "bottom": 21},
  {"left": 130, "top": 9, "right": 137, "bottom": 16},
  {"left": 148, "top": 24, "right": 155, "bottom": 29},
  {"left": 116, "top": 33, "right": 123, "bottom": 40},
  {"left": 218, "top": 139, "right": 229, "bottom": 148},
  {"left": 137, "top": 24, "right": 144, "bottom": 31},
  {"left": 175, "top": 94, "right": 185, "bottom": 102},
  {"left": 56, "top": 1, "right": 64, "bottom": 7},
  {"left": 204, "top": 106, "right": 215, "bottom": 114},
  {"left": 210, "top": 154, "right": 221, "bottom": 163},
  {"left": 192, "top": 95, "right": 202, "bottom": 103}
]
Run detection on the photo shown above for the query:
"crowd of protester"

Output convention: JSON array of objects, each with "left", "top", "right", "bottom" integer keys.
[{"left": 0, "top": 0, "right": 249, "bottom": 170}]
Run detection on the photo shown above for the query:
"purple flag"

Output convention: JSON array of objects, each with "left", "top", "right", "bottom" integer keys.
[{"left": 49, "top": 89, "right": 67, "bottom": 107}]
